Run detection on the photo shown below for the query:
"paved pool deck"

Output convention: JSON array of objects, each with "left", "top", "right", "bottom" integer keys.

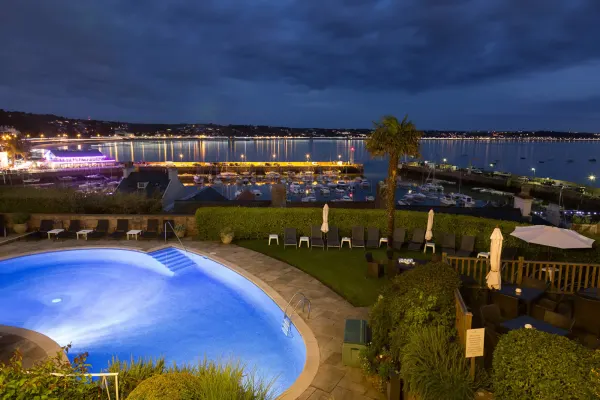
[{"left": 0, "top": 238, "right": 384, "bottom": 400}]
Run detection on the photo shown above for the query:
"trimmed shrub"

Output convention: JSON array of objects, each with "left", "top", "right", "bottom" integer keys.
[
  {"left": 126, "top": 372, "right": 201, "bottom": 400},
  {"left": 493, "top": 329, "right": 600, "bottom": 399},
  {"left": 401, "top": 326, "right": 475, "bottom": 400},
  {"left": 195, "top": 207, "right": 524, "bottom": 251},
  {"left": 363, "top": 263, "right": 461, "bottom": 382},
  {"left": 0, "top": 187, "right": 163, "bottom": 214}
]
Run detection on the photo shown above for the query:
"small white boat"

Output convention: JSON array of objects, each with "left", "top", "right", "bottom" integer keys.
[
  {"left": 289, "top": 184, "right": 302, "bottom": 194},
  {"left": 341, "top": 195, "right": 352, "bottom": 202},
  {"left": 301, "top": 196, "right": 317, "bottom": 202},
  {"left": 405, "top": 193, "right": 426, "bottom": 202},
  {"left": 366, "top": 196, "right": 375, "bottom": 201},
  {"left": 23, "top": 178, "right": 41, "bottom": 184},
  {"left": 335, "top": 188, "right": 345, "bottom": 194},
  {"left": 397, "top": 200, "right": 408, "bottom": 206},
  {"left": 440, "top": 195, "right": 455, "bottom": 206},
  {"left": 337, "top": 180, "right": 348, "bottom": 187},
  {"left": 459, "top": 196, "right": 476, "bottom": 207},
  {"left": 58, "top": 176, "right": 75, "bottom": 181},
  {"left": 252, "top": 189, "right": 262, "bottom": 197},
  {"left": 85, "top": 174, "right": 104, "bottom": 180},
  {"left": 217, "top": 172, "right": 239, "bottom": 180}
]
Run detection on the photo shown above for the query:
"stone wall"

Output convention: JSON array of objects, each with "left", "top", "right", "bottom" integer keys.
[{"left": 2, "top": 213, "right": 198, "bottom": 236}]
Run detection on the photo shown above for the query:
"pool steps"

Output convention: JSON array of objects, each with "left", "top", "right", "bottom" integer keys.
[{"left": 148, "top": 247, "right": 197, "bottom": 273}]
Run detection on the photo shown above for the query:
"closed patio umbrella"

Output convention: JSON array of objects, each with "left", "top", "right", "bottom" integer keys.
[
  {"left": 321, "top": 204, "right": 329, "bottom": 233},
  {"left": 486, "top": 227, "right": 503, "bottom": 290},
  {"left": 510, "top": 226, "right": 594, "bottom": 249},
  {"left": 425, "top": 209, "right": 434, "bottom": 241}
]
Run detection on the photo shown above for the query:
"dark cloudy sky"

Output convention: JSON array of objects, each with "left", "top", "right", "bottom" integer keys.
[{"left": 1, "top": 0, "right": 599, "bottom": 130}]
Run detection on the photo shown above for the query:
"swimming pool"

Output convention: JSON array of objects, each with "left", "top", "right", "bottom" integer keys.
[{"left": 0, "top": 248, "right": 307, "bottom": 396}]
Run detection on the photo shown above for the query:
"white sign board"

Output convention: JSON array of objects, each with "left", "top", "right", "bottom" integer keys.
[{"left": 465, "top": 328, "right": 485, "bottom": 358}]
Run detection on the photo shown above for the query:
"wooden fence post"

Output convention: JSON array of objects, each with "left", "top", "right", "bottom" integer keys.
[
  {"left": 442, "top": 252, "right": 448, "bottom": 264},
  {"left": 517, "top": 256, "right": 524, "bottom": 285}
]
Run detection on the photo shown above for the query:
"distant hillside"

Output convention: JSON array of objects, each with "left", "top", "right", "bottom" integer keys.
[{"left": 0, "top": 109, "right": 597, "bottom": 139}]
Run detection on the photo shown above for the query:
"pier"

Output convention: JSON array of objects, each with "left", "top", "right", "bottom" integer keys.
[
  {"left": 135, "top": 161, "right": 364, "bottom": 175},
  {"left": 399, "top": 164, "right": 600, "bottom": 210},
  {"left": 0, "top": 161, "right": 364, "bottom": 185}
]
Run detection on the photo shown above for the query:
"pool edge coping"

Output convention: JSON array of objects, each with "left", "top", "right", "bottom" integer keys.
[{"left": 0, "top": 244, "right": 319, "bottom": 400}]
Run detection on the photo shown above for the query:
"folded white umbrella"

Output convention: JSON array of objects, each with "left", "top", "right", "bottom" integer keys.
[
  {"left": 510, "top": 225, "right": 594, "bottom": 249},
  {"left": 425, "top": 209, "right": 434, "bottom": 241},
  {"left": 321, "top": 204, "right": 329, "bottom": 233},
  {"left": 486, "top": 228, "right": 503, "bottom": 290}
]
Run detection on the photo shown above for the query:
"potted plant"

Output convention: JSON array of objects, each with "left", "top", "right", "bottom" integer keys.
[
  {"left": 173, "top": 224, "right": 186, "bottom": 238},
  {"left": 12, "top": 213, "right": 30, "bottom": 234},
  {"left": 220, "top": 227, "right": 234, "bottom": 244}
]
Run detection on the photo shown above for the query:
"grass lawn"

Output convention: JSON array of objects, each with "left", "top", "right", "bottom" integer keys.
[{"left": 236, "top": 240, "right": 433, "bottom": 307}]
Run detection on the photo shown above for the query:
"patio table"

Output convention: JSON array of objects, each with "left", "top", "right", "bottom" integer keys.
[
  {"left": 501, "top": 315, "right": 569, "bottom": 336},
  {"left": 577, "top": 288, "right": 600, "bottom": 301},
  {"left": 497, "top": 284, "right": 545, "bottom": 315}
]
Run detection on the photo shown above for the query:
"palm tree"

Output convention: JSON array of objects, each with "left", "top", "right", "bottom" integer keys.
[
  {"left": 6, "top": 137, "right": 28, "bottom": 166},
  {"left": 366, "top": 115, "right": 422, "bottom": 245}
]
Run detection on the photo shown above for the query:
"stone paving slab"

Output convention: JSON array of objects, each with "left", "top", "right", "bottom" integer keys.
[{"left": 0, "top": 238, "right": 384, "bottom": 399}]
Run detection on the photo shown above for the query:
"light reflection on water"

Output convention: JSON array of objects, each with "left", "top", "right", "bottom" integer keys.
[{"left": 87, "top": 139, "right": 600, "bottom": 187}]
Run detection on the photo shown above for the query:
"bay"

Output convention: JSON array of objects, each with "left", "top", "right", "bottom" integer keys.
[{"left": 92, "top": 139, "right": 600, "bottom": 188}]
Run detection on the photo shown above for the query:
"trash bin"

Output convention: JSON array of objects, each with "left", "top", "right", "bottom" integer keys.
[{"left": 342, "top": 319, "right": 369, "bottom": 367}]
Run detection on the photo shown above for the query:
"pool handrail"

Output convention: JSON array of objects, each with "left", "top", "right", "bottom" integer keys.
[
  {"left": 50, "top": 372, "right": 119, "bottom": 400},
  {"left": 164, "top": 221, "right": 188, "bottom": 254}
]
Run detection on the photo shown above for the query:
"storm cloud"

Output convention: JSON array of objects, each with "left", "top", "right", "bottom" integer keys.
[{"left": 0, "top": 0, "right": 599, "bottom": 129}]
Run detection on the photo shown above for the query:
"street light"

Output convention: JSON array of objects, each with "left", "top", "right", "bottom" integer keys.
[
  {"left": 590, "top": 175, "right": 596, "bottom": 182},
  {"left": 179, "top": 153, "right": 183, "bottom": 161},
  {"left": 272, "top": 153, "right": 276, "bottom": 160},
  {"left": 306, "top": 153, "right": 310, "bottom": 161},
  {"left": 443, "top": 158, "right": 447, "bottom": 163},
  {"left": 241, "top": 154, "right": 245, "bottom": 161},
  {"left": 531, "top": 167, "right": 536, "bottom": 178}
]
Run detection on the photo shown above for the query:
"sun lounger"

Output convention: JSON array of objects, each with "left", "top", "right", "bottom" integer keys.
[
  {"left": 456, "top": 235, "right": 475, "bottom": 257},
  {"left": 284, "top": 228, "right": 297, "bottom": 248},
  {"left": 441, "top": 233, "right": 456, "bottom": 255},
  {"left": 109, "top": 219, "right": 129, "bottom": 240},
  {"left": 87, "top": 220, "right": 109, "bottom": 239},
  {"left": 142, "top": 219, "right": 159, "bottom": 239},
  {"left": 311, "top": 226, "right": 325, "bottom": 249},
  {"left": 28, "top": 220, "right": 54, "bottom": 240},
  {"left": 366, "top": 228, "right": 380, "bottom": 248},
  {"left": 392, "top": 228, "right": 406, "bottom": 250},
  {"left": 327, "top": 226, "right": 341, "bottom": 249},
  {"left": 57, "top": 220, "right": 81, "bottom": 239},
  {"left": 407, "top": 228, "right": 425, "bottom": 251},
  {"left": 352, "top": 226, "right": 365, "bottom": 248}
]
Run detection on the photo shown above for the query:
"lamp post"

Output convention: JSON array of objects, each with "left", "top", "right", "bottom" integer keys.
[
  {"left": 179, "top": 153, "right": 183, "bottom": 161},
  {"left": 590, "top": 175, "right": 596, "bottom": 182},
  {"left": 241, "top": 154, "right": 245, "bottom": 161},
  {"left": 531, "top": 167, "right": 536, "bottom": 179}
]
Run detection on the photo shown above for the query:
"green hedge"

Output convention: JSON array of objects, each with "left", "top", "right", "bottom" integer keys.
[
  {"left": 0, "top": 187, "right": 162, "bottom": 214},
  {"left": 195, "top": 207, "right": 524, "bottom": 251},
  {"left": 493, "top": 329, "right": 600, "bottom": 399}
]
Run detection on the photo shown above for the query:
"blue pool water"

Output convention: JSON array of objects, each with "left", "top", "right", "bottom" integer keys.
[{"left": 0, "top": 248, "right": 306, "bottom": 395}]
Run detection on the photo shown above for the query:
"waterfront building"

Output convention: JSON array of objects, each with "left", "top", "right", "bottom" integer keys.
[{"left": 44, "top": 149, "right": 117, "bottom": 169}]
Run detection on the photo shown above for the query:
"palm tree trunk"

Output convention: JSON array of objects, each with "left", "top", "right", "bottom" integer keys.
[{"left": 386, "top": 152, "right": 399, "bottom": 247}]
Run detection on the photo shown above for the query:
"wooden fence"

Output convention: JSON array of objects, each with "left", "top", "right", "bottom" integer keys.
[
  {"left": 444, "top": 254, "right": 600, "bottom": 293},
  {"left": 454, "top": 288, "right": 472, "bottom": 347}
]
